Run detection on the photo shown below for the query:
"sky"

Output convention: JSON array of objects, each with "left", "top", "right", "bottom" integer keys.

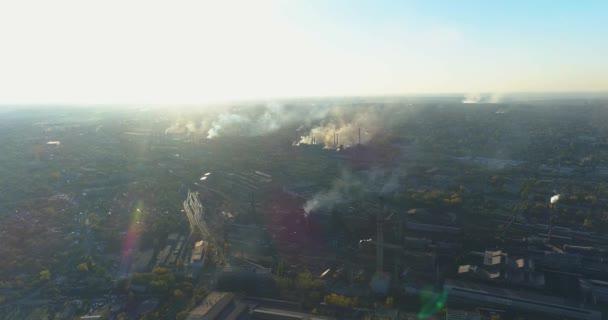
[{"left": 0, "top": 0, "right": 606, "bottom": 104}]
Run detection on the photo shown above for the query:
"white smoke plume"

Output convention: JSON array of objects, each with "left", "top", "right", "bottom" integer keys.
[
  {"left": 550, "top": 194, "right": 560, "bottom": 204},
  {"left": 303, "top": 170, "right": 366, "bottom": 215},
  {"left": 164, "top": 102, "right": 401, "bottom": 143},
  {"left": 297, "top": 106, "right": 388, "bottom": 147},
  {"left": 198, "top": 102, "right": 331, "bottom": 139},
  {"left": 206, "top": 105, "right": 285, "bottom": 138},
  {"left": 206, "top": 113, "right": 251, "bottom": 138},
  {"left": 489, "top": 93, "right": 504, "bottom": 103},
  {"left": 165, "top": 121, "right": 187, "bottom": 134},
  {"left": 462, "top": 93, "right": 504, "bottom": 104},
  {"left": 165, "top": 119, "right": 209, "bottom": 135},
  {"left": 303, "top": 168, "right": 404, "bottom": 215},
  {"left": 462, "top": 93, "right": 483, "bottom": 104}
]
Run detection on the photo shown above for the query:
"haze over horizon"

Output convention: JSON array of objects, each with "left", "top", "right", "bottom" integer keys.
[{"left": 1, "top": 0, "right": 607, "bottom": 105}]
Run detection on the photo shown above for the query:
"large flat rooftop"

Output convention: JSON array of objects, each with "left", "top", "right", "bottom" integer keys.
[{"left": 445, "top": 280, "right": 601, "bottom": 320}]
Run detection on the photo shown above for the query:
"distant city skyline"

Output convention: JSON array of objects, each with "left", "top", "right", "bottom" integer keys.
[{"left": 0, "top": 0, "right": 606, "bottom": 104}]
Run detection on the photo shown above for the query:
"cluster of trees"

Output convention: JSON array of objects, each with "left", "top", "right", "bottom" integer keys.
[
  {"left": 323, "top": 293, "right": 359, "bottom": 307},
  {"left": 273, "top": 271, "right": 324, "bottom": 292},
  {"left": 295, "top": 271, "right": 324, "bottom": 290},
  {"left": 173, "top": 286, "right": 208, "bottom": 320},
  {"left": 131, "top": 267, "right": 176, "bottom": 294},
  {"left": 273, "top": 271, "right": 326, "bottom": 308},
  {"left": 39, "top": 269, "right": 51, "bottom": 281},
  {"left": 76, "top": 256, "right": 100, "bottom": 273},
  {"left": 403, "top": 189, "right": 463, "bottom": 208},
  {"left": 116, "top": 267, "right": 205, "bottom": 320}
]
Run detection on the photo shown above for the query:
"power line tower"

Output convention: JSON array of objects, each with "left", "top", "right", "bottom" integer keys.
[
  {"left": 371, "top": 196, "right": 390, "bottom": 294},
  {"left": 376, "top": 197, "right": 384, "bottom": 275}
]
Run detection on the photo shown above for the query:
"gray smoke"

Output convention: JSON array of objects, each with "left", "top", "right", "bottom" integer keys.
[
  {"left": 202, "top": 102, "right": 331, "bottom": 139},
  {"left": 164, "top": 117, "right": 212, "bottom": 135},
  {"left": 303, "top": 170, "right": 366, "bottom": 215},
  {"left": 303, "top": 167, "right": 404, "bottom": 215},
  {"left": 206, "top": 113, "right": 251, "bottom": 138},
  {"left": 164, "top": 103, "right": 405, "bottom": 143},
  {"left": 297, "top": 105, "right": 396, "bottom": 147},
  {"left": 206, "top": 105, "right": 285, "bottom": 138},
  {"left": 165, "top": 120, "right": 195, "bottom": 134}
]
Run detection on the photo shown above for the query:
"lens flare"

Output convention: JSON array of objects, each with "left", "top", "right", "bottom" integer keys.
[
  {"left": 118, "top": 201, "right": 145, "bottom": 277},
  {"left": 418, "top": 287, "right": 448, "bottom": 319}
]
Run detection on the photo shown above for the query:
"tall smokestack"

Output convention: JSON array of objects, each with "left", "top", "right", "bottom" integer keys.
[{"left": 358, "top": 127, "right": 361, "bottom": 145}]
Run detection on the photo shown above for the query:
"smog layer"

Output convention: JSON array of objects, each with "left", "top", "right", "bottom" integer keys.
[{"left": 2, "top": 94, "right": 608, "bottom": 319}]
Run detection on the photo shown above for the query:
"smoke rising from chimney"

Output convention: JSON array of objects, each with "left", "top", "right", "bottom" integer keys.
[
  {"left": 303, "top": 168, "right": 405, "bottom": 215},
  {"left": 164, "top": 103, "right": 408, "bottom": 145},
  {"left": 297, "top": 106, "right": 390, "bottom": 147},
  {"left": 164, "top": 103, "right": 331, "bottom": 139}
]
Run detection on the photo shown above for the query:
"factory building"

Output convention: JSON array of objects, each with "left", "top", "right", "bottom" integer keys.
[
  {"left": 191, "top": 240, "right": 207, "bottom": 268},
  {"left": 187, "top": 292, "right": 249, "bottom": 320},
  {"left": 445, "top": 309, "right": 481, "bottom": 320},
  {"left": 186, "top": 292, "right": 336, "bottom": 320},
  {"left": 155, "top": 233, "right": 186, "bottom": 268},
  {"left": 444, "top": 280, "right": 602, "bottom": 320},
  {"left": 251, "top": 308, "right": 335, "bottom": 320},
  {"left": 458, "top": 250, "right": 545, "bottom": 288},
  {"left": 580, "top": 278, "right": 608, "bottom": 305}
]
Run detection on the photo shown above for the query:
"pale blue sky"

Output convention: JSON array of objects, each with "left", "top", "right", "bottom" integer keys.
[{"left": 0, "top": 0, "right": 606, "bottom": 104}]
